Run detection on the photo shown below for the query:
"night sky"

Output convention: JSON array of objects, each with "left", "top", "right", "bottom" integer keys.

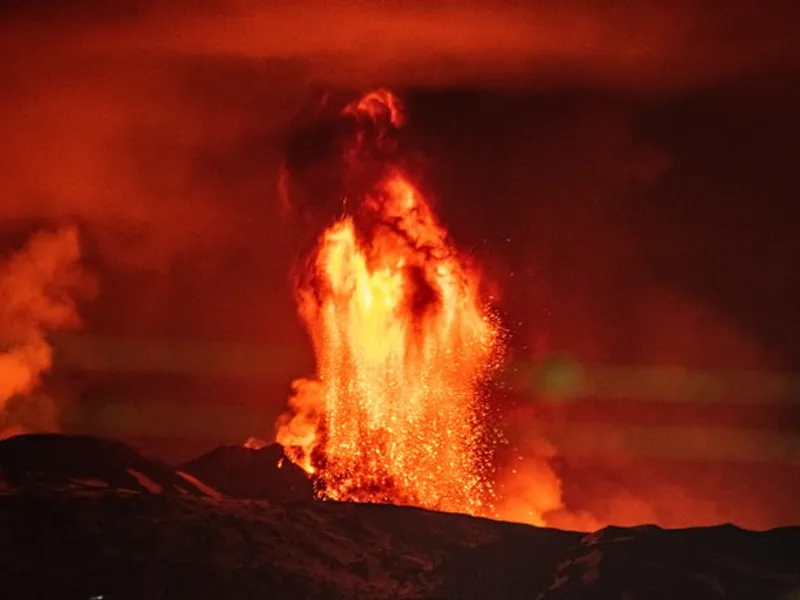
[{"left": 1, "top": 1, "right": 798, "bottom": 529}]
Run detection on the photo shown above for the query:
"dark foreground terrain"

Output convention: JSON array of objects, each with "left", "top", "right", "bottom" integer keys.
[{"left": 1, "top": 434, "right": 798, "bottom": 599}]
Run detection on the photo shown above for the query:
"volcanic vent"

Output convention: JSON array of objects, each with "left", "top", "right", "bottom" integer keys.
[{"left": 275, "top": 90, "right": 503, "bottom": 515}]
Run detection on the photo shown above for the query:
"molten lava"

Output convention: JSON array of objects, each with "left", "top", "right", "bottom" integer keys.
[{"left": 276, "top": 90, "right": 502, "bottom": 515}]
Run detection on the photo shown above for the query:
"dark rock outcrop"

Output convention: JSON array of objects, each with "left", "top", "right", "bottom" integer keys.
[{"left": 180, "top": 443, "right": 314, "bottom": 501}]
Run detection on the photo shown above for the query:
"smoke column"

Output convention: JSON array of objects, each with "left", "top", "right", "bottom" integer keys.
[{"left": 0, "top": 226, "right": 93, "bottom": 438}]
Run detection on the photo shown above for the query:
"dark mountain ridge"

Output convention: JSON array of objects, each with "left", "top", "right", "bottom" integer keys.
[
  {"left": 0, "top": 433, "right": 797, "bottom": 599},
  {"left": 0, "top": 433, "right": 218, "bottom": 497}
]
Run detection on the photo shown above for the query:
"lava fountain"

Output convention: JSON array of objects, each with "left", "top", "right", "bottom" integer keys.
[{"left": 276, "top": 90, "right": 503, "bottom": 515}]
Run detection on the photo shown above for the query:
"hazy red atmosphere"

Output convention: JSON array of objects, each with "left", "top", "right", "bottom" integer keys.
[{"left": 1, "top": 1, "right": 798, "bottom": 530}]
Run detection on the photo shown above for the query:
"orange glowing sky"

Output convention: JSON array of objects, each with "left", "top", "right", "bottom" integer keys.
[{"left": 0, "top": 0, "right": 798, "bottom": 530}]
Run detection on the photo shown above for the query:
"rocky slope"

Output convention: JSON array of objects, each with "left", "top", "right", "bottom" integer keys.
[{"left": 1, "top": 434, "right": 797, "bottom": 599}]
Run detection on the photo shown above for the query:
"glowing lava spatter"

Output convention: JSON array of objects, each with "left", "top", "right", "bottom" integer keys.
[{"left": 276, "top": 90, "right": 502, "bottom": 515}]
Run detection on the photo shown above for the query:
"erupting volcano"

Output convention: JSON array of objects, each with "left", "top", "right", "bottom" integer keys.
[{"left": 276, "top": 90, "right": 503, "bottom": 515}]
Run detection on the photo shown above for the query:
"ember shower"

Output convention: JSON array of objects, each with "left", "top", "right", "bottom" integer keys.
[{"left": 275, "top": 91, "right": 503, "bottom": 515}]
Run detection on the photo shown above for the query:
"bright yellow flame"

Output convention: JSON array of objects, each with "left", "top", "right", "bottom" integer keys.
[{"left": 276, "top": 91, "right": 502, "bottom": 515}]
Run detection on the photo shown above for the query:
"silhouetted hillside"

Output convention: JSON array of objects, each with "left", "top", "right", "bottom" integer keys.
[
  {"left": 1, "top": 434, "right": 798, "bottom": 599},
  {"left": 0, "top": 434, "right": 219, "bottom": 498},
  {"left": 181, "top": 442, "right": 313, "bottom": 501}
]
